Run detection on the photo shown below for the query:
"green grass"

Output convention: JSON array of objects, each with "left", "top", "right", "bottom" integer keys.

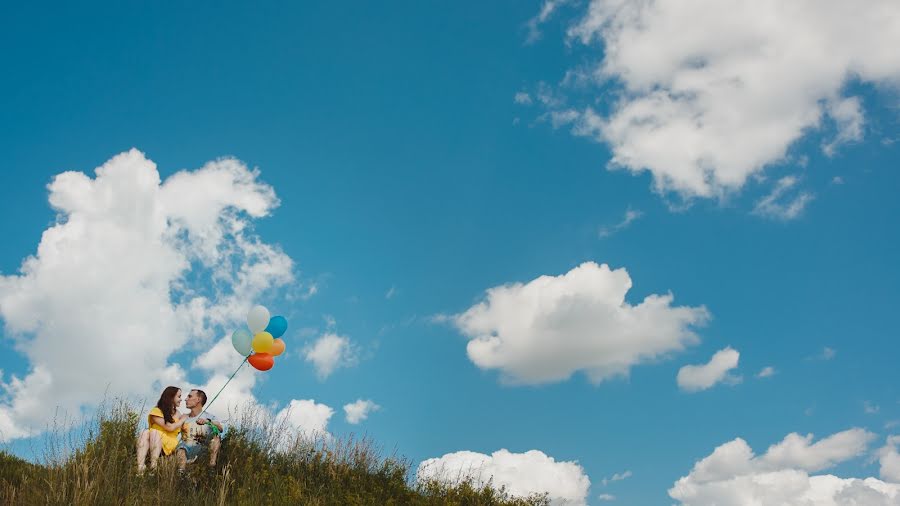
[{"left": 0, "top": 400, "right": 549, "bottom": 506}]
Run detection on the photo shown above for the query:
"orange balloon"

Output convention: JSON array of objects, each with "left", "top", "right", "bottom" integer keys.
[
  {"left": 270, "top": 338, "right": 286, "bottom": 357},
  {"left": 248, "top": 353, "right": 274, "bottom": 371}
]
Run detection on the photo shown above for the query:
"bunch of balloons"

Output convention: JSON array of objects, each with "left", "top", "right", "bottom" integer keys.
[{"left": 231, "top": 305, "right": 288, "bottom": 371}]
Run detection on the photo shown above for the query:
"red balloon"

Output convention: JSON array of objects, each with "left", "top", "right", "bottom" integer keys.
[{"left": 248, "top": 353, "right": 274, "bottom": 371}]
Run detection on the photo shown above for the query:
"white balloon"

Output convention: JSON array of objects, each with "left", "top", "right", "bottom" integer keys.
[{"left": 247, "top": 305, "right": 270, "bottom": 334}]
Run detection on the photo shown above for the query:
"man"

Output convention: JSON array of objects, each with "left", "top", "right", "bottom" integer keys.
[{"left": 176, "top": 389, "right": 224, "bottom": 471}]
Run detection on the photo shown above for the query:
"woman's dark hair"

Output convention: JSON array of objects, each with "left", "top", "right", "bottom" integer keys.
[{"left": 156, "top": 386, "right": 180, "bottom": 424}]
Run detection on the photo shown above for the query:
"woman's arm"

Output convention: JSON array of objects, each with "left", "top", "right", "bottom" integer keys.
[{"left": 149, "top": 414, "right": 184, "bottom": 432}]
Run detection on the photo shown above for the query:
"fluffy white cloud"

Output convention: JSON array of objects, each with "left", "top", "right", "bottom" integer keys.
[
  {"left": 304, "top": 333, "right": 357, "bottom": 380},
  {"left": 761, "top": 429, "right": 875, "bottom": 472},
  {"left": 0, "top": 149, "right": 295, "bottom": 439},
  {"left": 547, "top": 0, "right": 900, "bottom": 200},
  {"left": 418, "top": 449, "right": 591, "bottom": 506},
  {"left": 677, "top": 347, "right": 741, "bottom": 392},
  {"left": 879, "top": 436, "right": 900, "bottom": 483},
  {"left": 276, "top": 399, "right": 334, "bottom": 436},
  {"left": 191, "top": 336, "right": 259, "bottom": 416},
  {"left": 668, "top": 428, "right": 900, "bottom": 505},
  {"left": 343, "top": 399, "right": 380, "bottom": 425},
  {"left": 452, "top": 262, "right": 709, "bottom": 385}
]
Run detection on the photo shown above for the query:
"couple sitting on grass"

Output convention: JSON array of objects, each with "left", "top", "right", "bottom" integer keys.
[{"left": 135, "top": 386, "right": 224, "bottom": 473}]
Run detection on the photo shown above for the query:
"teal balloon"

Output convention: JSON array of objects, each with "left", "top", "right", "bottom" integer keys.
[
  {"left": 231, "top": 328, "right": 253, "bottom": 356},
  {"left": 265, "top": 316, "right": 288, "bottom": 338}
]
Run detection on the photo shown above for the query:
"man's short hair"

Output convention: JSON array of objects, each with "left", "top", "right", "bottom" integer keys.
[{"left": 192, "top": 389, "right": 207, "bottom": 406}]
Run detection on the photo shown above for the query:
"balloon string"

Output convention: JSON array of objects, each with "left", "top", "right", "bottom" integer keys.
[{"left": 199, "top": 355, "right": 249, "bottom": 423}]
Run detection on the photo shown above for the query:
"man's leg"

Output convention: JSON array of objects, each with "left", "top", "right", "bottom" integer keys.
[
  {"left": 136, "top": 430, "right": 150, "bottom": 472},
  {"left": 208, "top": 435, "right": 221, "bottom": 468},
  {"left": 148, "top": 431, "right": 163, "bottom": 469}
]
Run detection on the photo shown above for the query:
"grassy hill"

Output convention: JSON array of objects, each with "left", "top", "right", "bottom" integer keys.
[{"left": 0, "top": 402, "right": 549, "bottom": 506}]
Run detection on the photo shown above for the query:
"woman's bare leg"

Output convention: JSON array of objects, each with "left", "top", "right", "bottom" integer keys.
[
  {"left": 149, "top": 431, "right": 163, "bottom": 469},
  {"left": 136, "top": 430, "right": 150, "bottom": 472},
  {"left": 176, "top": 448, "right": 187, "bottom": 471}
]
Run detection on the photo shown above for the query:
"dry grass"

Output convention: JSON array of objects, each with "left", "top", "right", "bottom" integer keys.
[{"left": 0, "top": 399, "right": 549, "bottom": 506}]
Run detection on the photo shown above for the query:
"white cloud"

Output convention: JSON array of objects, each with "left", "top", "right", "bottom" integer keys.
[
  {"left": 276, "top": 399, "right": 334, "bottom": 437},
  {"left": 343, "top": 399, "right": 380, "bottom": 425},
  {"left": 547, "top": 0, "right": 900, "bottom": 200},
  {"left": 756, "top": 366, "right": 776, "bottom": 378},
  {"left": 669, "top": 428, "right": 898, "bottom": 505},
  {"left": 866, "top": 401, "right": 882, "bottom": 415},
  {"left": 677, "top": 347, "right": 741, "bottom": 392},
  {"left": 879, "top": 436, "right": 900, "bottom": 483},
  {"left": 811, "top": 347, "right": 837, "bottom": 361},
  {"left": 597, "top": 493, "right": 615, "bottom": 501},
  {"left": 601, "top": 470, "right": 632, "bottom": 486},
  {"left": 452, "top": 262, "right": 709, "bottom": 385},
  {"left": 525, "top": 0, "right": 572, "bottom": 44},
  {"left": 0, "top": 149, "right": 294, "bottom": 440},
  {"left": 823, "top": 96, "right": 865, "bottom": 157},
  {"left": 385, "top": 285, "right": 398, "bottom": 299},
  {"left": 752, "top": 176, "right": 814, "bottom": 220},
  {"left": 304, "top": 333, "right": 357, "bottom": 380},
  {"left": 598, "top": 208, "right": 643, "bottom": 238},
  {"left": 761, "top": 429, "right": 875, "bottom": 472},
  {"left": 191, "top": 336, "right": 260, "bottom": 415},
  {"left": 515, "top": 92, "right": 534, "bottom": 105},
  {"left": 418, "top": 449, "right": 591, "bottom": 506}
]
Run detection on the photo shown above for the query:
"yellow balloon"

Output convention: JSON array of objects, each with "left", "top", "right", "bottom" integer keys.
[{"left": 252, "top": 331, "right": 274, "bottom": 353}]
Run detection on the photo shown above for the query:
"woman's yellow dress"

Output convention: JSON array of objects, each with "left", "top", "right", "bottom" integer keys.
[{"left": 147, "top": 407, "right": 181, "bottom": 456}]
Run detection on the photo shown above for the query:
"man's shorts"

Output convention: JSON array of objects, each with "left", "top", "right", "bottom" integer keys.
[{"left": 177, "top": 442, "right": 207, "bottom": 463}]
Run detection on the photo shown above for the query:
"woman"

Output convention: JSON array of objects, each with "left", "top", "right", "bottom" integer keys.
[{"left": 136, "top": 386, "right": 185, "bottom": 472}]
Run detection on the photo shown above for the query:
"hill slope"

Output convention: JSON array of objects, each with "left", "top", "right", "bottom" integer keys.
[{"left": 0, "top": 402, "right": 549, "bottom": 506}]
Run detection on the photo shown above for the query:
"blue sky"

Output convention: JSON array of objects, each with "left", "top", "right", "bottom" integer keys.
[{"left": 1, "top": 2, "right": 899, "bottom": 504}]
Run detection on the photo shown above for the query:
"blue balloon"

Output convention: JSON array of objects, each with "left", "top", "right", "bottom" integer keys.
[
  {"left": 265, "top": 316, "right": 288, "bottom": 338},
  {"left": 231, "top": 328, "right": 253, "bottom": 356}
]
